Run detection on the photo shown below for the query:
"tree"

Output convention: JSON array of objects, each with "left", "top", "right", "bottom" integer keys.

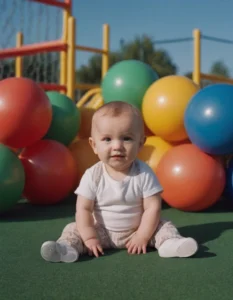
[
  {"left": 184, "top": 60, "right": 230, "bottom": 88},
  {"left": 76, "top": 51, "right": 121, "bottom": 85},
  {"left": 184, "top": 60, "right": 231, "bottom": 88},
  {"left": 120, "top": 35, "right": 177, "bottom": 77},
  {"left": 76, "top": 35, "right": 177, "bottom": 86},
  {"left": 210, "top": 60, "right": 230, "bottom": 78}
]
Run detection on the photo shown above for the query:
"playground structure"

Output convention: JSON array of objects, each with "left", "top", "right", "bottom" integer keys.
[
  {"left": 192, "top": 29, "right": 233, "bottom": 86},
  {"left": 1, "top": 1, "right": 233, "bottom": 215},
  {"left": 0, "top": 0, "right": 109, "bottom": 103},
  {"left": 1, "top": 1, "right": 233, "bottom": 109}
]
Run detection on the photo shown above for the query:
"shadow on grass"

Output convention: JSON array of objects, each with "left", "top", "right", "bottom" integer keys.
[
  {"left": 179, "top": 221, "right": 233, "bottom": 244},
  {"left": 162, "top": 196, "right": 233, "bottom": 213},
  {"left": 77, "top": 249, "right": 121, "bottom": 263},
  {"left": 2, "top": 192, "right": 233, "bottom": 261},
  {"left": 178, "top": 220, "right": 233, "bottom": 258},
  {"left": 76, "top": 246, "right": 158, "bottom": 263},
  {"left": 68, "top": 220, "right": 233, "bottom": 261},
  {"left": 0, "top": 193, "right": 76, "bottom": 222}
]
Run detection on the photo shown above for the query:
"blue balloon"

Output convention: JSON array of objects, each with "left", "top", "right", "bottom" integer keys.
[{"left": 184, "top": 84, "right": 233, "bottom": 155}]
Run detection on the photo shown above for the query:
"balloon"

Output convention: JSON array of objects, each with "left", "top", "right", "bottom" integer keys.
[
  {"left": 0, "top": 77, "right": 52, "bottom": 148},
  {"left": 142, "top": 75, "right": 199, "bottom": 142},
  {"left": 0, "top": 144, "right": 25, "bottom": 213},
  {"left": 45, "top": 92, "right": 81, "bottom": 145},
  {"left": 156, "top": 144, "right": 225, "bottom": 211},
  {"left": 185, "top": 84, "right": 233, "bottom": 155},
  {"left": 102, "top": 59, "right": 158, "bottom": 110},
  {"left": 19, "top": 140, "right": 77, "bottom": 205}
]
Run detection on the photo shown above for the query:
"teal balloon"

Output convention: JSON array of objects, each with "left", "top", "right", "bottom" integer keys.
[
  {"left": 101, "top": 59, "right": 159, "bottom": 110},
  {"left": 0, "top": 144, "right": 25, "bottom": 213},
  {"left": 44, "top": 92, "right": 81, "bottom": 145}
]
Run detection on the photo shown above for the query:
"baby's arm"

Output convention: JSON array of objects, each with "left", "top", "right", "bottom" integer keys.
[
  {"left": 76, "top": 195, "right": 104, "bottom": 257},
  {"left": 126, "top": 193, "right": 161, "bottom": 254},
  {"left": 137, "top": 193, "right": 161, "bottom": 240}
]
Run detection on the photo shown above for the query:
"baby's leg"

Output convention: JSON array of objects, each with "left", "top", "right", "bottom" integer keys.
[
  {"left": 40, "top": 222, "right": 86, "bottom": 263},
  {"left": 94, "top": 224, "right": 117, "bottom": 249},
  {"left": 93, "top": 224, "right": 136, "bottom": 250},
  {"left": 148, "top": 219, "right": 198, "bottom": 258}
]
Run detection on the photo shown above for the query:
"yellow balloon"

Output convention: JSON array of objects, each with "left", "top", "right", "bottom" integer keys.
[
  {"left": 138, "top": 136, "right": 172, "bottom": 171},
  {"left": 142, "top": 75, "right": 199, "bottom": 142}
]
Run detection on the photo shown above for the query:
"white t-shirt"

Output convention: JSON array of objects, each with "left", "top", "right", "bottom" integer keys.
[{"left": 74, "top": 159, "right": 163, "bottom": 232}]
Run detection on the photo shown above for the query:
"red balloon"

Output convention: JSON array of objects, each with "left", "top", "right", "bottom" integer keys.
[
  {"left": 0, "top": 77, "right": 52, "bottom": 148},
  {"left": 19, "top": 140, "right": 78, "bottom": 205},
  {"left": 156, "top": 144, "right": 226, "bottom": 211}
]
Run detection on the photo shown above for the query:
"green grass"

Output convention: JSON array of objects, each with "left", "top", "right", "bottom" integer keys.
[{"left": 1, "top": 197, "right": 233, "bottom": 300}]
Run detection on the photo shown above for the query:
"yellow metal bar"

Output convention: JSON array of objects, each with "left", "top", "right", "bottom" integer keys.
[
  {"left": 60, "top": 8, "right": 70, "bottom": 93},
  {"left": 102, "top": 24, "right": 110, "bottom": 79},
  {"left": 67, "top": 16, "right": 75, "bottom": 100},
  {"left": 75, "top": 83, "right": 100, "bottom": 91},
  {"left": 75, "top": 44, "right": 107, "bottom": 54},
  {"left": 86, "top": 93, "right": 104, "bottom": 109},
  {"left": 193, "top": 28, "right": 201, "bottom": 86},
  {"left": 77, "top": 88, "right": 101, "bottom": 108},
  {"left": 15, "top": 32, "right": 23, "bottom": 77},
  {"left": 201, "top": 73, "right": 233, "bottom": 85}
]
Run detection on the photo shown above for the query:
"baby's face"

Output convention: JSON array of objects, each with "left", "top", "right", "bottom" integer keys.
[{"left": 90, "top": 113, "right": 144, "bottom": 171}]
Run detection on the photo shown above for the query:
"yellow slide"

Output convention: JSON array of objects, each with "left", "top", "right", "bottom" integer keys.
[{"left": 76, "top": 88, "right": 104, "bottom": 110}]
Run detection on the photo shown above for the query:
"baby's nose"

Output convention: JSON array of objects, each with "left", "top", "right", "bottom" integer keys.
[{"left": 112, "top": 140, "right": 123, "bottom": 150}]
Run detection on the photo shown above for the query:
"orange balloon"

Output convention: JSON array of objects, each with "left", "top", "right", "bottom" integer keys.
[
  {"left": 69, "top": 138, "right": 99, "bottom": 184},
  {"left": 170, "top": 138, "right": 191, "bottom": 146},
  {"left": 78, "top": 107, "right": 96, "bottom": 139},
  {"left": 0, "top": 77, "right": 52, "bottom": 148},
  {"left": 138, "top": 136, "right": 172, "bottom": 171},
  {"left": 156, "top": 144, "right": 225, "bottom": 211}
]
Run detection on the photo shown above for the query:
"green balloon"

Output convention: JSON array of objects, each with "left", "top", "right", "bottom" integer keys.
[
  {"left": 44, "top": 92, "right": 81, "bottom": 145},
  {"left": 0, "top": 144, "right": 25, "bottom": 213},
  {"left": 101, "top": 59, "right": 159, "bottom": 110}
]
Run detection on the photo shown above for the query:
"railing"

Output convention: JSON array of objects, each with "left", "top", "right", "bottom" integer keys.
[
  {"left": 0, "top": 0, "right": 110, "bottom": 101},
  {"left": 192, "top": 28, "right": 233, "bottom": 86}
]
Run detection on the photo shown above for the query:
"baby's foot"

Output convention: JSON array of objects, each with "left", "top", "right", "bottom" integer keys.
[
  {"left": 40, "top": 241, "right": 79, "bottom": 263},
  {"left": 158, "top": 237, "right": 198, "bottom": 258}
]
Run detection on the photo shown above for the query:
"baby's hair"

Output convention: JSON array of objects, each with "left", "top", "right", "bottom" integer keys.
[
  {"left": 91, "top": 101, "right": 145, "bottom": 136},
  {"left": 95, "top": 101, "right": 141, "bottom": 117}
]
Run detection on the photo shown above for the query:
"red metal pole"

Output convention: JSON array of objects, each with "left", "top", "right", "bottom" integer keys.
[
  {"left": 0, "top": 40, "right": 67, "bottom": 59},
  {"left": 39, "top": 83, "right": 67, "bottom": 92},
  {"left": 28, "top": 0, "right": 70, "bottom": 9}
]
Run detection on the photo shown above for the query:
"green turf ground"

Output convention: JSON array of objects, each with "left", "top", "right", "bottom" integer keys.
[{"left": 1, "top": 197, "right": 233, "bottom": 300}]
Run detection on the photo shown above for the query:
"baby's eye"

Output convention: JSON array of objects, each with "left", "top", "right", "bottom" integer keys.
[
  {"left": 124, "top": 136, "right": 132, "bottom": 141},
  {"left": 103, "top": 137, "right": 111, "bottom": 142}
]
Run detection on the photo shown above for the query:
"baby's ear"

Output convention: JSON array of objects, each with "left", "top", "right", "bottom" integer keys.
[
  {"left": 140, "top": 135, "right": 146, "bottom": 147},
  {"left": 89, "top": 137, "right": 98, "bottom": 154},
  {"left": 142, "top": 135, "right": 146, "bottom": 145}
]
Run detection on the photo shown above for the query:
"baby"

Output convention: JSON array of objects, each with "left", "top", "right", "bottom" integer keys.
[{"left": 40, "top": 101, "right": 198, "bottom": 262}]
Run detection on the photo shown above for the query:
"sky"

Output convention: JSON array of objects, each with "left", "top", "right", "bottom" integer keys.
[
  {"left": 1, "top": 0, "right": 233, "bottom": 78},
  {"left": 72, "top": 0, "right": 233, "bottom": 76}
]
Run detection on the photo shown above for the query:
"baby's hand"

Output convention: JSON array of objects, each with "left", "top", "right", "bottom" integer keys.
[
  {"left": 84, "top": 238, "right": 104, "bottom": 257},
  {"left": 126, "top": 233, "right": 148, "bottom": 255}
]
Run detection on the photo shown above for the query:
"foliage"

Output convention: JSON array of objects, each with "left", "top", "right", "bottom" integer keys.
[{"left": 76, "top": 35, "right": 177, "bottom": 86}]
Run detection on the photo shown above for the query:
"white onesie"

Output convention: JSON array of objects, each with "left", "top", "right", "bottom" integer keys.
[{"left": 75, "top": 159, "right": 163, "bottom": 232}]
